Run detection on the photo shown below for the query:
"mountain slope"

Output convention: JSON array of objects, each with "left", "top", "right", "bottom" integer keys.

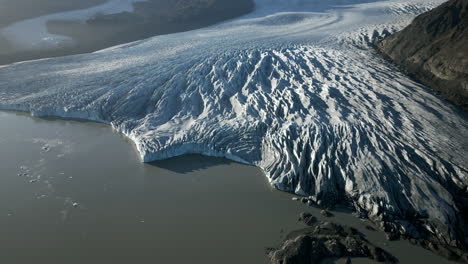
[{"left": 377, "top": 0, "right": 468, "bottom": 108}]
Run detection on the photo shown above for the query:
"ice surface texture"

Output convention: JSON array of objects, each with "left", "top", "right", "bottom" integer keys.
[{"left": 1, "top": 0, "right": 467, "bottom": 245}]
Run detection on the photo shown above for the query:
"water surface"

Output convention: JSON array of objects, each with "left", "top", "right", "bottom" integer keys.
[
  {"left": 0, "top": 0, "right": 254, "bottom": 65},
  {"left": 0, "top": 111, "right": 456, "bottom": 264},
  {"left": 0, "top": 111, "right": 305, "bottom": 264}
]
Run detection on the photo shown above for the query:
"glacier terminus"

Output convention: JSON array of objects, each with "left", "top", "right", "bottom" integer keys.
[{"left": 1, "top": 0, "right": 467, "bottom": 250}]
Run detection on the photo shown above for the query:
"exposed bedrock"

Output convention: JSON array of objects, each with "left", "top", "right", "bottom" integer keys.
[
  {"left": 377, "top": 0, "right": 468, "bottom": 109},
  {"left": 269, "top": 221, "right": 398, "bottom": 264}
]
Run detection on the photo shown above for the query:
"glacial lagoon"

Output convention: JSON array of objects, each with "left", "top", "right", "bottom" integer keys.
[{"left": 0, "top": 111, "right": 456, "bottom": 264}]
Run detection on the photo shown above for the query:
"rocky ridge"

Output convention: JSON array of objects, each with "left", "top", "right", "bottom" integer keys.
[
  {"left": 269, "top": 221, "right": 398, "bottom": 264},
  {"left": 377, "top": 0, "right": 468, "bottom": 108}
]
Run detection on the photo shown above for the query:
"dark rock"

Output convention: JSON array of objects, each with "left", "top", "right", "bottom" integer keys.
[
  {"left": 365, "top": 225, "right": 377, "bottom": 232},
  {"left": 299, "top": 212, "right": 313, "bottom": 219},
  {"left": 321, "top": 210, "right": 334, "bottom": 217},
  {"left": 372, "top": 246, "right": 397, "bottom": 262},
  {"left": 463, "top": 253, "right": 468, "bottom": 263},
  {"left": 269, "top": 221, "right": 398, "bottom": 264},
  {"left": 416, "top": 238, "right": 468, "bottom": 263},
  {"left": 299, "top": 212, "right": 318, "bottom": 226},
  {"left": 385, "top": 232, "right": 399, "bottom": 241},
  {"left": 301, "top": 198, "right": 309, "bottom": 204},
  {"left": 270, "top": 235, "right": 313, "bottom": 264},
  {"left": 314, "top": 222, "right": 345, "bottom": 236},
  {"left": 436, "top": 246, "right": 458, "bottom": 260},
  {"left": 381, "top": 236, "right": 468, "bottom": 263},
  {"left": 376, "top": 0, "right": 468, "bottom": 109},
  {"left": 345, "top": 257, "right": 352, "bottom": 264}
]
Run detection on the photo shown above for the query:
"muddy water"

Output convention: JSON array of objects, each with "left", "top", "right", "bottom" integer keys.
[
  {"left": 0, "top": 111, "right": 306, "bottom": 264},
  {"left": 0, "top": 0, "right": 254, "bottom": 65},
  {"left": 0, "top": 111, "right": 456, "bottom": 264}
]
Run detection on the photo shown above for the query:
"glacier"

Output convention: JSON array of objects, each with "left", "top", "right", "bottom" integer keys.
[{"left": 1, "top": 0, "right": 467, "bottom": 247}]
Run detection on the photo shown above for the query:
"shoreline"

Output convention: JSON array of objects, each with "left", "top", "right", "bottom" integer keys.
[
  {"left": 0, "top": 110, "right": 307, "bottom": 264},
  {"left": 0, "top": 0, "right": 255, "bottom": 65},
  {"left": 1, "top": 108, "right": 466, "bottom": 262},
  {"left": 0, "top": 110, "right": 460, "bottom": 263}
]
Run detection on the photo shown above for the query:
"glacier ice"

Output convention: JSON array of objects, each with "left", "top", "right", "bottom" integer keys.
[{"left": 0, "top": 0, "right": 467, "bottom": 245}]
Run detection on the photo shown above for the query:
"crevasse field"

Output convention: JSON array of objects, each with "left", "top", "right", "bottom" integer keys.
[{"left": 1, "top": 0, "right": 467, "bottom": 245}]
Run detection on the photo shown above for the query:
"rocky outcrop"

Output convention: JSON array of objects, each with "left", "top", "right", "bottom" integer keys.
[
  {"left": 268, "top": 221, "right": 398, "bottom": 264},
  {"left": 377, "top": 0, "right": 468, "bottom": 109},
  {"left": 299, "top": 212, "right": 318, "bottom": 226},
  {"left": 270, "top": 217, "right": 468, "bottom": 264}
]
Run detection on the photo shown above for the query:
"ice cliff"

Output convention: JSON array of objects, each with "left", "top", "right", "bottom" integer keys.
[{"left": 1, "top": 0, "right": 467, "bottom": 247}]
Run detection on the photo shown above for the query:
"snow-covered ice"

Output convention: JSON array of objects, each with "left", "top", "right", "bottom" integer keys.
[
  {"left": 0, "top": 0, "right": 467, "bottom": 245},
  {"left": 0, "top": 0, "right": 146, "bottom": 51}
]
